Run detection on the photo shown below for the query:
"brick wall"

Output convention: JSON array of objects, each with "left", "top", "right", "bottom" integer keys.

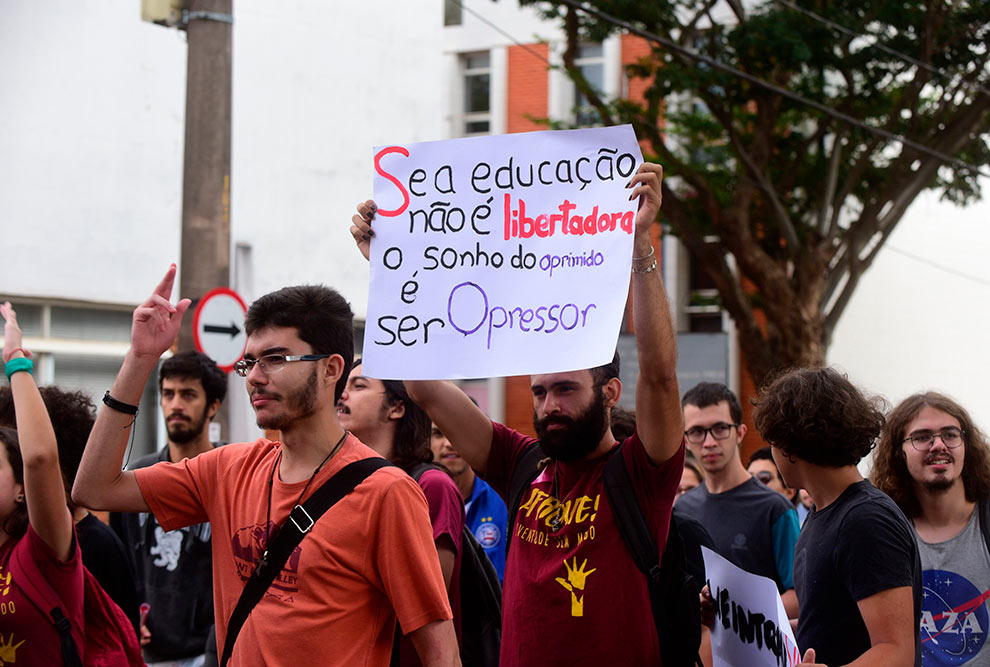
[
  {"left": 503, "top": 374, "right": 537, "bottom": 436},
  {"left": 506, "top": 43, "right": 550, "bottom": 134}
]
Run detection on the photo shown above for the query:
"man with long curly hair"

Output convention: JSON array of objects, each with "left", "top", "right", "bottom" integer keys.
[
  {"left": 753, "top": 367, "right": 921, "bottom": 667},
  {"left": 872, "top": 392, "right": 990, "bottom": 666}
]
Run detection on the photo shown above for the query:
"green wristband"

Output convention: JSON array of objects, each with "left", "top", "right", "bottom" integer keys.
[{"left": 4, "top": 357, "right": 33, "bottom": 380}]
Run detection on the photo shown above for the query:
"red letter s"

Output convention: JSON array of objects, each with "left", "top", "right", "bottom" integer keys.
[{"left": 373, "top": 146, "right": 410, "bottom": 217}]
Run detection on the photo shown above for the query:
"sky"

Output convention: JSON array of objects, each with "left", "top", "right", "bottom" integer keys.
[{"left": 829, "top": 177, "right": 990, "bottom": 433}]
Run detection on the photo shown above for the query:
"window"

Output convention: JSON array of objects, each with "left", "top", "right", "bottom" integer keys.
[
  {"left": 463, "top": 52, "right": 491, "bottom": 136},
  {"left": 444, "top": 0, "right": 462, "bottom": 26},
  {"left": 573, "top": 44, "right": 605, "bottom": 127},
  {"left": 685, "top": 242, "right": 725, "bottom": 333}
]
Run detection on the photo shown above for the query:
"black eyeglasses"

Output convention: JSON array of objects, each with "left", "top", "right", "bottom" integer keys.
[
  {"left": 233, "top": 354, "right": 329, "bottom": 377},
  {"left": 903, "top": 427, "right": 965, "bottom": 452},
  {"left": 684, "top": 422, "right": 739, "bottom": 445}
]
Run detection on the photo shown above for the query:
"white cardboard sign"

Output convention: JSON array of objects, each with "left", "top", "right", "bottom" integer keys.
[
  {"left": 701, "top": 546, "right": 802, "bottom": 667},
  {"left": 363, "top": 125, "right": 643, "bottom": 379}
]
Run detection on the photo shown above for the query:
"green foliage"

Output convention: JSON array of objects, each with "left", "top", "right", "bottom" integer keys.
[{"left": 524, "top": 0, "right": 990, "bottom": 379}]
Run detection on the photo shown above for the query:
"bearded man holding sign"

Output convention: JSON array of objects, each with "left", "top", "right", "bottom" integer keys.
[{"left": 351, "top": 155, "right": 688, "bottom": 665}]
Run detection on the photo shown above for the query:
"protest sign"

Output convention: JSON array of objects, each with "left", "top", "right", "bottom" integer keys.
[
  {"left": 363, "top": 126, "right": 644, "bottom": 379},
  {"left": 702, "top": 546, "right": 801, "bottom": 667}
]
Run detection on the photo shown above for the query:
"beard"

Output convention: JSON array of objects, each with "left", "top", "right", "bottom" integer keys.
[
  {"left": 922, "top": 478, "right": 955, "bottom": 493},
  {"left": 166, "top": 407, "right": 211, "bottom": 445},
  {"left": 920, "top": 451, "right": 958, "bottom": 494},
  {"left": 534, "top": 389, "right": 609, "bottom": 462},
  {"left": 255, "top": 367, "right": 320, "bottom": 431}
]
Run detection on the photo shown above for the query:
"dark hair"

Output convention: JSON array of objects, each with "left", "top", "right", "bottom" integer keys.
[
  {"left": 0, "top": 386, "right": 95, "bottom": 492},
  {"left": 0, "top": 428, "right": 27, "bottom": 540},
  {"left": 753, "top": 367, "right": 884, "bottom": 468},
  {"left": 682, "top": 382, "right": 743, "bottom": 425},
  {"left": 747, "top": 446, "right": 775, "bottom": 467},
  {"left": 873, "top": 392, "right": 990, "bottom": 518},
  {"left": 610, "top": 405, "right": 637, "bottom": 441},
  {"left": 160, "top": 350, "right": 227, "bottom": 405},
  {"left": 245, "top": 285, "right": 355, "bottom": 402},
  {"left": 590, "top": 350, "right": 620, "bottom": 388},
  {"left": 381, "top": 379, "right": 433, "bottom": 472},
  {"left": 748, "top": 445, "right": 789, "bottom": 490}
]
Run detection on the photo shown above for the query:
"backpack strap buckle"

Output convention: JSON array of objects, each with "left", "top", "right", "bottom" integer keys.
[
  {"left": 50, "top": 607, "right": 73, "bottom": 636},
  {"left": 289, "top": 504, "right": 315, "bottom": 534}
]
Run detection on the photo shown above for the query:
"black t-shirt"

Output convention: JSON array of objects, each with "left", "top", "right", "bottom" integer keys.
[
  {"left": 794, "top": 480, "right": 921, "bottom": 666},
  {"left": 672, "top": 506, "right": 716, "bottom": 586},
  {"left": 76, "top": 512, "right": 140, "bottom": 632}
]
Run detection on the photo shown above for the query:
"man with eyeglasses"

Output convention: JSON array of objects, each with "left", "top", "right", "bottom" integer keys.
[
  {"left": 675, "top": 382, "right": 801, "bottom": 619},
  {"left": 872, "top": 392, "right": 990, "bottom": 667},
  {"left": 73, "top": 266, "right": 459, "bottom": 667}
]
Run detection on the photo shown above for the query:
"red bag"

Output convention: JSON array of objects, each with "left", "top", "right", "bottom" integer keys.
[{"left": 12, "top": 542, "right": 144, "bottom": 666}]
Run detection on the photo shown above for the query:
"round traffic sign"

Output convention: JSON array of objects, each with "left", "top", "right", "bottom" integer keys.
[{"left": 192, "top": 287, "right": 248, "bottom": 372}]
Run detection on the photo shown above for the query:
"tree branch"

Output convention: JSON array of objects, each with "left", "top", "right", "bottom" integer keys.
[{"left": 815, "top": 131, "right": 843, "bottom": 237}]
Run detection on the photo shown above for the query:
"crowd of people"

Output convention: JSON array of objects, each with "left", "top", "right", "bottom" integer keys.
[{"left": 1, "top": 161, "right": 986, "bottom": 666}]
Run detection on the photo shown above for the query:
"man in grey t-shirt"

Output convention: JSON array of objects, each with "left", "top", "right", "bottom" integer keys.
[
  {"left": 874, "top": 392, "right": 990, "bottom": 666},
  {"left": 675, "top": 382, "right": 800, "bottom": 619}
]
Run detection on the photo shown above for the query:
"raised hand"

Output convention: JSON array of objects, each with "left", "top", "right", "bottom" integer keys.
[
  {"left": 1, "top": 302, "right": 30, "bottom": 363},
  {"left": 131, "top": 264, "right": 191, "bottom": 360},
  {"left": 628, "top": 162, "right": 663, "bottom": 237},
  {"left": 350, "top": 199, "right": 378, "bottom": 261}
]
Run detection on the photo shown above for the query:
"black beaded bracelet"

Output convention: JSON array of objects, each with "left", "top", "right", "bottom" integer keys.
[{"left": 103, "top": 391, "right": 139, "bottom": 416}]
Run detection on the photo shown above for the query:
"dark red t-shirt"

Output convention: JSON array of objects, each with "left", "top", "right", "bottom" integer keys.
[
  {"left": 0, "top": 525, "right": 85, "bottom": 665},
  {"left": 397, "top": 467, "right": 465, "bottom": 665},
  {"left": 485, "top": 423, "right": 682, "bottom": 666}
]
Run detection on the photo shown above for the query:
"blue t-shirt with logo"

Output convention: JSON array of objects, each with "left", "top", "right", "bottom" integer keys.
[{"left": 466, "top": 476, "right": 508, "bottom": 582}]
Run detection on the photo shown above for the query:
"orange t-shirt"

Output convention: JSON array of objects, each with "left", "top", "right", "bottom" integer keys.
[{"left": 134, "top": 436, "right": 452, "bottom": 666}]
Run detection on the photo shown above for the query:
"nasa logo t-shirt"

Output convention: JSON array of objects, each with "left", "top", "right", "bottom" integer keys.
[{"left": 917, "top": 509, "right": 990, "bottom": 666}]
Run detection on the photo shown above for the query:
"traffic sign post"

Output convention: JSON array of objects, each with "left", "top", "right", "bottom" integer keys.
[{"left": 192, "top": 287, "right": 248, "bottom": 372}]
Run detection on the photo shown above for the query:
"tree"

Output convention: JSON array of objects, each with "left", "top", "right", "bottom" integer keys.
[{"left": 529, "top": 0, "right": 990, "bottom": 385}]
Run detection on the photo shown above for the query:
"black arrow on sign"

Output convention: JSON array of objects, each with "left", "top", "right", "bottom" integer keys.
[{"left": 203, "top": 322, "right": 241, "bottom": 339}]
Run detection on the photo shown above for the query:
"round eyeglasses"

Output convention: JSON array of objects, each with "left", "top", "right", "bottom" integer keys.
[
  {"left": 233, "top": 354, "right": 329, "bottom": 377},
  {"left": 903, "top": 427, "right": 965, "bottom": 452}
]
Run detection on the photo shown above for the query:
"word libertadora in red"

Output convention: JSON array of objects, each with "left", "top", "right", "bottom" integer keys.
[{"left": 503, "top": 193, "right": 634, "bottom": 241}]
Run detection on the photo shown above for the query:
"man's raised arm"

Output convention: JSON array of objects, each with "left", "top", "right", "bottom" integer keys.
[
  {"left": 350, "top": 199, "right": 495, "bottom": 474},
  {"left": 627, "top": 164, "right": 683, "bottom": 465},
  {"left": 72, "top": 265, "right": 191, "bottom": 511},
  {"left": 405, "top": 380, "right": 494, "bottom": 475}
]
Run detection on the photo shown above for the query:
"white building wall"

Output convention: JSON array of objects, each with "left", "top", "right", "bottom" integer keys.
[
  {"left": 1, "top": 0, "right": 446, "bottom": 444},
  {"left": 0, "top": 1, "right": 186, "bottom": 304}
]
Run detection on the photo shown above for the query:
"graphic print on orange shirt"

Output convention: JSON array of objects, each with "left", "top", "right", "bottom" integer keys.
[{"left": 230, "top": 521, "right": 303, "bottom": 600}]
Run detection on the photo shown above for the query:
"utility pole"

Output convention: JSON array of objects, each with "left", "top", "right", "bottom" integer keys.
[
  {"left": 143, "top": 0, "right": 233, "bottom": 439},
  {"left": 178, "top": 0, "right": 233, "bottom": 438}
]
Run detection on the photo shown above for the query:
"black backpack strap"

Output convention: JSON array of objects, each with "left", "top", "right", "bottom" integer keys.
[
  {"left": 505, "top": 443, "right": 547, "bottom": 554},
  {"left": 408, "top": 461, "right": 441, "bottom": 483},
  {"left": 220, "top": 457, "right": 394, "bottom": 667},
  {"left": 603, "top": 448, "right": 662, "bottom": 585},
  {"left": 604, "top": 446, "right": 702, "bottom": 667}
]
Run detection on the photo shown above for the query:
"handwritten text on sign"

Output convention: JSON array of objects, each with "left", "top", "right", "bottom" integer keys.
[
  {"left": 702, "top": 547, "right": 801, "bottom": 667},
  {"left": 363, "top": 126, "right": 643, "bottom": 379}
]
